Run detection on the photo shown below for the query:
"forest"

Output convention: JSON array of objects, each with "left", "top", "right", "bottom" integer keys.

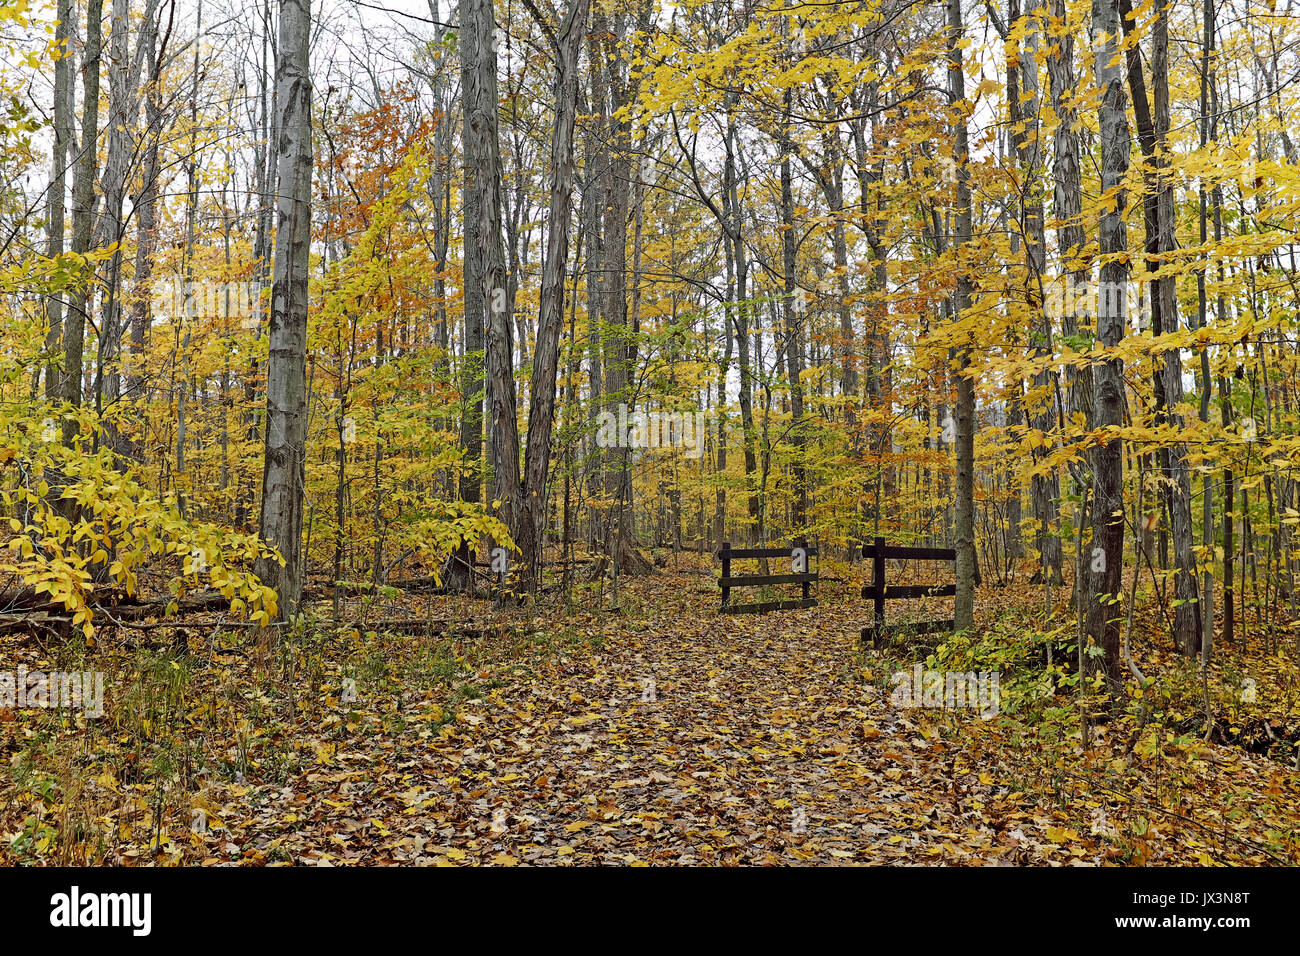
[{"left": 0, "top": 0, "right": 1297, "bottom": 870}]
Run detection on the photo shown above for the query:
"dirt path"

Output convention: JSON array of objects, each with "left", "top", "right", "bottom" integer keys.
[
  {"left": 361, "top": 585, "right": 1051, "bottom": 865},
  {"left": 6, "top": 573, "right": 1295, "bottom": 866}
]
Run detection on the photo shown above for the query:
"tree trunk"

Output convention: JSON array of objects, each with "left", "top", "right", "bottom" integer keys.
[
  {"left": 254, "top": 0, "right": 312, "bottom": 620},
  {"left": 1009, "top": 0, "right": 1064, "bottom": 586},
  {"left": 724, "top": 109, "right": 760, "bottom": 544},
  {"left": 464, "top": 0, "right": 521, "bottom": 542},
  {"left": 96, "top": 0, "right": 154, "bottom": 452},
  {"left": 44, "top": 0, "right": 73, "bottom": 403},
  {"left": 1119, "top": 0, "right": 1201, "bottom": 656},
  {"left": 518, "top": 0, "right": 591, "bottom": 590},
  {"left": 127, "top": 3, "right": 163, "bottom": 405},
  {"left": 948, "top": 0, "right": 976, "bottom": 631},
  {"left": 594, "top": 5, "right": 653, "bottom": 573},
  {"left": 779, "top": 84, "right": 807, "bottom": 528},
  {"left": 62, "top": 0, "right": 104, "bottom": 448},
  {"left": 1196, "top": 0, "right": 1217, "bottom": 653},
  {"left": 1045, "top": 0, "right": 1093, "bottom": 613},
  {"left": 442, "top": 0, "right": 490, "bottom": 591},
  {"left": 1086, "top": 0, "right": 1132, "bottom": 696}
]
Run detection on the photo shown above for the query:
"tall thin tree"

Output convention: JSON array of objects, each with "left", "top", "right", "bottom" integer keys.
[
  {"left": 1087, "top": 0, "right": 1132, "bottom": 695},
  {"left": 518, "top": 0, "right": 591, "bottom": 589},
  {"left": 255, "top": 0, "right": 312, "bottom": 619},
  {"left": 948, "top": 0, "right": 977, "bottom": 631}
]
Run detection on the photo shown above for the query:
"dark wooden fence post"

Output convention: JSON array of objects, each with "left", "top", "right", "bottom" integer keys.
[
  {"left": 721, "top": 542, "right": 731, "bottom": 611},
  {"left": 872, "top": 536, "right": 886, "bottom": 640}
]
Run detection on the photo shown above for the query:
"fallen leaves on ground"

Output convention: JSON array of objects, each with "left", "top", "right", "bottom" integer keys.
[{"left": 2, "top": 568, "right": 1297, "bottom": 865}]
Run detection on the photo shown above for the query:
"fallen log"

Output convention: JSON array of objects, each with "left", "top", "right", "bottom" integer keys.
[{"left": 0, "top": 590, "right": 234, "bottom": 622}]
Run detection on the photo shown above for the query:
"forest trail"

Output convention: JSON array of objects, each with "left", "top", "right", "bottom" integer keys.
[
  {"left": 298, "top": 582, "right": 1099, "bottom": 866},
  {"left": 6, "top": 570, "right": 1297, "bottom": 866}
]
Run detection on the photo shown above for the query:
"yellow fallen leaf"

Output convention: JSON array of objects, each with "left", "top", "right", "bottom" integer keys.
[{"left": 1045, "top": 826, "right": 1079, "bottom": 844}]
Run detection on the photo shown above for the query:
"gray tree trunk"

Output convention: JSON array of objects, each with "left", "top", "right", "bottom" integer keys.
[
  {"left": 948, "top": 0, "right": 977, "bottom": 631},
  {"left": 462, "top": 0, "right": 520, "bottom": 541},
  {"left": 175, "top": 5, "right": 201, "bottom": 516},
  {"left": 98, "top": 0, "right": 159, "bottom": 450},
  {"left": 1045, "top": 0, "right": 1093, "bottom": 614},
  {"left": 1152, "top": 3, "right": 1202, "bottom": 657},
  {"left": 62, "top": 0, "right": 103, "bottom": 448},
  {"left": 581, "top": 31, "right": 605, "bottom": 550},
  {"left": 96, "top": 0, "right": 131, "bottom": 442},
  {"left": 1196, "top": 0, "right": 1215, "bottom": 651},
  {"left": 1086, "top": 0, "right": 1132, "bottom": 695},
  {"left": 442, "top": 0, "right": 488, "bottom": 590},
  {"left": 255, "top": 0, "right": 312, "bottom": 619},
  {"left": 518, "top": 0, "right": 591, "bottom": 589},
  {"left": 594, "top": 5, "right": 653, "bottom": 572},
  {"left": 1010, "top": 0, "right": 1064, "bottom": 586},
  {"left": 779, "top": 93, "right": 807, "bottom": 527},
  {"left": 127, "top": 3, "right": 162, "bottom": 405},
  {"left": 850, "top": 91, "right": 895, "bottom": 529},
  {"left": 723, "top": 109, "right": 760, "bottom": 544},
  {"left": 44, "top": 0, "right": 73, "bottom": 403},
  {"left": 1119, "top": 0, "right": 1201, "bottom": 656}
]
